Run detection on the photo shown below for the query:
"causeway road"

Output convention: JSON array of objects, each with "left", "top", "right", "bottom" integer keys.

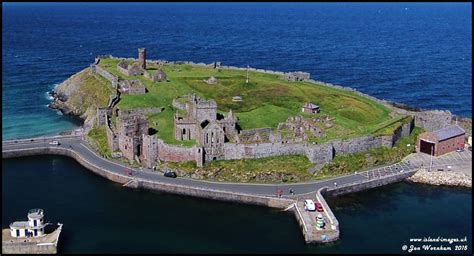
[{"left": 3, "top": 136, "right": 469, "bottom": 198}]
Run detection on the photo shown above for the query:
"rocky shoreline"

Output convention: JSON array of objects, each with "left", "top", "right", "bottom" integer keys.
[
  {"left": 406, "top": 169, "right": 472, "bottom": 188},
  {"left": 47, "top": 67, "right": 111, "bottom": 130}
]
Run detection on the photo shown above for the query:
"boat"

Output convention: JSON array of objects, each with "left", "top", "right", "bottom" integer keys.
[{"left": 2, "top": 209, "right": 63, "bottom": 254}]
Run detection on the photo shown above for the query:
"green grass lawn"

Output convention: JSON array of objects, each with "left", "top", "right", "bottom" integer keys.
[
  {"left": 87, "top": 126, "right": 111, "bottom": 158},
  {"left": 97, "top": 58, "right": 404, "bottom": 146},
  {"left": 167, "top": 155, "right": 315, "bottom": 183}
]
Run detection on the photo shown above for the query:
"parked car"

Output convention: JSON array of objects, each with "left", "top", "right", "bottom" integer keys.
[
  {"left": 315, "top": 202, "right": 324, "bottom": 212},
  {"left": 304, "top": 199, "right": 316, "bottom": 211},
  {"left": 456, "top": 148, "right": 464, "bottom": 152},
  {"left": 469, "top": 146, "right": 472, "bottom": 151},
  {"left": 164, "top": 170, "right": 177, "bottom": 178},
  {"left": 49, "top": 140, "right": 60, "bottom": 146}
]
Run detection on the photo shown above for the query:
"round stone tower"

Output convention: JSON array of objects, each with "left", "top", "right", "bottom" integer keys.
[
  {"left": 27, "top": 208, "right": 45, "bottom": 237},
  {"left": 138, "top": 48, "right": 146, "bottom": 70}
]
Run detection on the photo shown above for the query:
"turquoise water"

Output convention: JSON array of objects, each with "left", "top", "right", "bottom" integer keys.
[{"left": 2, "top": 156, "right": 472, "bottom": 253}]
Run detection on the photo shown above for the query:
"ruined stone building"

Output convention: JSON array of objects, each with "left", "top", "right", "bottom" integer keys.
[
  {"left": 118, "top": 80, "right": 146, "bottom": 95},
  {"left": 117, "top": 59, "right": 143, "bottom": 76},
  {"left": 144, "top": 69, "right": 167, "bottom": 82},
  {"left": 284, "top": 71, "right": 310, "bottom": 82},
  {"left": 103, "top": 111, "right": 149, "bottom": 163},
  {"left": 174, "top": 94, "right": 238, "bottom": 161},
  {"left": 116, "top": 48, "right": 167, "bottom": 83},
  {"left": 117, "top": 114, "right": 149, "bottom": 161}
]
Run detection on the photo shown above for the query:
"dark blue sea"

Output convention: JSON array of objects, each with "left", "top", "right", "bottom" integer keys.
[{"left": 2, "top": 3, "right": 472, "bottom": 253}]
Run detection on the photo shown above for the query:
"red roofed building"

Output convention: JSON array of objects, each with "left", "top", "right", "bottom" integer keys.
[
  {"left": 302, "top": 103, "right": 320, "bottom": 114},
  {"left": 416, "top": 124, "right": 465, "bottom": 156}
]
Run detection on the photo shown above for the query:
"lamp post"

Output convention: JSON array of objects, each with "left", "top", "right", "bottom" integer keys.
[{"left": 429, "top": 144, "right": 434, "bottom": 172}]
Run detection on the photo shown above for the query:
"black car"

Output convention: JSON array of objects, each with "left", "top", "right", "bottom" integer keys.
[{"left": 164, "top": 170, "right": 177, "bottom": 178}]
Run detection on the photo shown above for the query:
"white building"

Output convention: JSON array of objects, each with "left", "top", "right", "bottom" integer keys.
[{"left": 9, "top": 209, "right": 47, "bottom": 238}]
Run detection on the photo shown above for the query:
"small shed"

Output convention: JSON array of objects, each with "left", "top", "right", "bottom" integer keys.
[
  {"left": 416, "top": 124, "right": 465, "bottom": 156},
  {"left": 204, "top": 76, "right": 218, "bottom": 85},
  {"left": 302, "top": 103, "right": 320, "bottom": 114}
]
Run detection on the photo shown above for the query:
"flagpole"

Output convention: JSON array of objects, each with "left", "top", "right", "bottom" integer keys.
[{"left": 246, "top": 65, "right": 249, "bottom": 84}]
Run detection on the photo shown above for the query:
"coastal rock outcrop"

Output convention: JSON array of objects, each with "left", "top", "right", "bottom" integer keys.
[
  {"left": 48, "top": 67, "right": 114, "bottom": 130},
  {"left": 406, "top": 169, "right": 472, "bottom": 188}
]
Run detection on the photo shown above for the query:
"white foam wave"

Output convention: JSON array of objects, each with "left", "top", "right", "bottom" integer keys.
[{"left": 45, "top": 92, "right": 54, "bottom": 101}]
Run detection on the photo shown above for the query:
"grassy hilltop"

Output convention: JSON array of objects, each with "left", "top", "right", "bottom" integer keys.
[{"left": 97, "top": 58, "right": 406, "bottom": 146}]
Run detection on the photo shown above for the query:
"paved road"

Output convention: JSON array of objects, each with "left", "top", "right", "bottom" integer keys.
[
  {"left": 405, "top": 150, "right": 472, "bottom": 177},
  {"left": 3, "top": 136, "right": 470, "bottom": 198}
]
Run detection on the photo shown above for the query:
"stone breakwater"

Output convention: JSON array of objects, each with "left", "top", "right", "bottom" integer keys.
[{"left": 406, "top": 169, "right": 472, "bottom": 188}]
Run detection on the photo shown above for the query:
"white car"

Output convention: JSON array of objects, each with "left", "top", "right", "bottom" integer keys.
[
  {"left": 304, "top": 199, "right": 316, "bottom": 211},
  {"left": 49, "top": 140, "right": 60, "bottom": 146}
]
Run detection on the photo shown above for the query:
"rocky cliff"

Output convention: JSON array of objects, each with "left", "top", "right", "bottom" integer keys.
[{"left": 48, "top": 67, "right": 114, "bottom": 130}]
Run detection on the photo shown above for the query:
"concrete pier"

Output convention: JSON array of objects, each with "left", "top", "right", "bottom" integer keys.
[{"left": 2, "top": 224, "right": 63, "bottom": 254}]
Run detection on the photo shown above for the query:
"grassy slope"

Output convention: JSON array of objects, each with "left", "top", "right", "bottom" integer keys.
[
  {"left": 97, "top": 58, "right": 403, "bottom": 146},
  {"left": 167, "top": 155, "right": 314, "bottom": 183},
  {"left": 87, "top": 126, "right": 111, "bottom": 158},
  {"left": 67, "top": 71, "right": 115, "bottom": 113}
]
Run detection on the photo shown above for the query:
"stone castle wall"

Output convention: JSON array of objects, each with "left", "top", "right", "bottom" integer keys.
[
  {"left": 304, "top": 143, "right": 334, "bottom": 165},
  {"left": 117, "top": 107, "right": 164, "bottom": 118},
  {"left": 221, "top": 119, "right": 413, "bottom": 165},
  {"left": 92, "top": 64, "right": 119, "bottom": 88},
  {"left": 141, "top": 134, "right": 159, "bottom": 168},
  {"left": 106, "top": 120, "right": 119, "bottom": 152},
  {"left": 224, "top": 142, "right": 306, "bottom": 160},
  {"left": 156, "top": 139, "right": 202, "bottom": 166},
  {"left": 391, "top": 119, "right": 414, "bottom": 145},
  {"left": 172, "top": 98, "right": 187, "bottom": 110},
  {"left": 413, "top": 110, "right": 452, "bottom": 132},
  {"left": 332, "top": 135, "right": 386, "bottom": 155}
]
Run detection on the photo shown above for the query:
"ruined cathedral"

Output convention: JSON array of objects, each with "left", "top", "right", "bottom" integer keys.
[{"left": 174, "top": 94, "right": 238, "bottom": 162}]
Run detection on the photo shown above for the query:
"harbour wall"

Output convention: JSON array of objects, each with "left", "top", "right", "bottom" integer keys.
[
  {"left": 317, "top": 187, "right": 340, "bottom": 236},
  {"left": 324, "top": 170, "right": 417, "bottom": 197},
  {"left": 2, "top": 242, "right": 57, "bottom": 254},
  {"left": 2, "top": 146, "right": 294, "bottom": 210},
  {"left": 90, "top": 64, "right": 119, "bottom": 88}
]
